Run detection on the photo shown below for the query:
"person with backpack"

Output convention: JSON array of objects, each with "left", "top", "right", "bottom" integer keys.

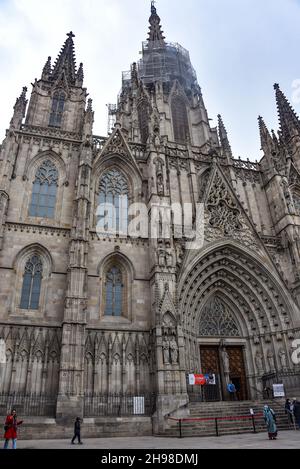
[
  {"left": 3, "top": 409, "right": 23, "bottom": 449},
  {"left": 263, "top": 405, "right": 278, "bottom": 440}
]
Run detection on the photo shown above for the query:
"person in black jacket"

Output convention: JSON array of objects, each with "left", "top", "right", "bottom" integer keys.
[
  {"left": 71, "top": 417, "right": 83, "bottom": 445},
  {"left": 293, "top": 400, "right": 300, "bottom": 429}
]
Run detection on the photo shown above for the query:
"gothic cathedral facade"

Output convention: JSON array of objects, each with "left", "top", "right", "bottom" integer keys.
[{"left": 0, "top": 4, "right": 300, "bottom": 431}]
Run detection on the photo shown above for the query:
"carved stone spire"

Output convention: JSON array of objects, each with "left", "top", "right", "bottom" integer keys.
[
  {"left": 10, "top": 87, "right": 28, "bottom": 130},
  {"left": 218, "top": 114, "right": 233, "bottom": 159},
  {"left": 42, "top": 56, "right": 52, "bottom": 80},
  {"left": 258, "top": 115, "right": 274, "bottom": 154},
  {"left": 76, "top": 62, "right": 84, "bottom": 86},
  {"left": 51, "top": 31, "right": 77, "bottom": 85},
  {"left": 274, "top": 83, "right": 300, "bottom": 142},
  {"left": 148, "top": 1, "right": 166, "bottom": 46}
]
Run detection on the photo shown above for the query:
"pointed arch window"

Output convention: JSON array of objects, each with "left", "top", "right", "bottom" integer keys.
[
  {"left": 98, "top": 169, "right": 129, "bottom": 235},
  {"left": 171, "top": 96, "right": 190, "bottom": 144},
  {"left": 138, "top": 99, "right": 149, "bottom": 145},
  {"left": 20, "top": 255, "right": 43, "bottom": 310},
  {"left": 105, "top": 266, "right": 123, "bottom": 316},
  {"left": 49, "top": 91, "right": 65, "bottom": 127},
  {"left": 29, "top": 160, "right": 58, "bottom": 218}
]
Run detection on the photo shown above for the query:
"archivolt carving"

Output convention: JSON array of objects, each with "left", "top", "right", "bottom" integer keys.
[{"left": 178, "top": 246, "right": 294, "bottom": 338}]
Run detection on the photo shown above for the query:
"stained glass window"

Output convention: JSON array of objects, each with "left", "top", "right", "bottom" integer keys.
[
  {"left": 105, "top": 266, "right": 123, "bottom": 317},
  {"left": 98, "top": 169, "right": 129, "bottom": 235},
  {"left": 171, "top": 96, "right": 190, "bottom": 144},
  {"left": 49, "top": 91, "right": 65, "bottom": 127},
  {"left": 20, "top": 255, "right": 43, "bottom": 310},
  {"left": 29, "top": 160, "right": 58, "bottom": 218}
]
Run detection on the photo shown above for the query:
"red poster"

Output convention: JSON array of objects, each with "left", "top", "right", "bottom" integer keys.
[{"left": 194, "top": 374, "right": 206, "bottom": 386}]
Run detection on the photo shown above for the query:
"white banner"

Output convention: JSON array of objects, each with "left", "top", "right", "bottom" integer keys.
[{"left": 273, "top": 384, "right": 285, "bottom": 398}]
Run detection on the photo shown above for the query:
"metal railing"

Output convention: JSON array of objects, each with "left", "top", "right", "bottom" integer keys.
[
  {"left": 83, "top": 393, "right": 156, "bottom": 417},
  {"left": 168, "top": 413, "right": 264, "bottom": 438},
  {"left": 0, "top": 393, "right": 57, "bottom": 417}
]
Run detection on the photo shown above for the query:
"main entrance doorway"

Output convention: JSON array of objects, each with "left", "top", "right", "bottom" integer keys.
[{"left": 200, "top": 345, "right": 248, "bottom": 402}]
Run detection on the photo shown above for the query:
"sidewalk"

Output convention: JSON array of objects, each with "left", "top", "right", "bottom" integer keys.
[{"left": 12, "top": 430, "right": 299, "bottom": 450}]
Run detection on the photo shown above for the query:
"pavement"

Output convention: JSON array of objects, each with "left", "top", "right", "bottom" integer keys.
[{"left": 11, "top": 430, "right": 300, "bottom": 449}]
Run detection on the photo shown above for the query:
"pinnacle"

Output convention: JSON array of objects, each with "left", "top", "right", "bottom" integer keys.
[{"left": 274, "top": 83, "right": 300, "bottom": 141}]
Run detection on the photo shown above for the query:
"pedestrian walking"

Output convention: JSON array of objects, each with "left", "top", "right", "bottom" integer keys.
[
  {"left": 71, "top": 417, "right": 83, "bottom": 445},
  {"left": 263, "top": 405, "right": 278, "bottom": 440},
  {"left": 285, "top": 399, "right": 294, "bottom": 425},
  {"left": 293, "top": 399, "right": 300, "bottom": 430},
  {"left": 3, "top": 409, "right": 23, "bottom": 449}
]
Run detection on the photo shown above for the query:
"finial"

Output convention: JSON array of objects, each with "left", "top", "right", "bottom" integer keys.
[
  {"left": 67, "top": 31, "right": 75, "bottom": 39},
  {"left": 151, "top": 0, "right": 157, "bottom": 14}
]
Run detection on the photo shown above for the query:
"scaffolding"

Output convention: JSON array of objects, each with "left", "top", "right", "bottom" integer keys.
[
  {"left": 122, "top": 40, "right": 197, "bottom": 91},
  {"left": 106, "top": 103, "right": 117, "bottom": 134}
]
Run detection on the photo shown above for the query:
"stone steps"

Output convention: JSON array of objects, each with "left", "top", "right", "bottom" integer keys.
[{"left": 161, "top": 400, "right": 292, "bottom": 438}]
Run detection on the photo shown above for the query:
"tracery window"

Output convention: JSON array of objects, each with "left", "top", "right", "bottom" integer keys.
[
  {"left": 98, "top": 169, "right": 129, "bottom": 235},
  {"left": 20, "top": 255, "right": 43, "bottom": 310},
  {"left": 105, "top": 266, "right": 123, "bottom": 316},
  {"left": 49, "top": 91, "right": 65, "bottom": 127},
  {"left": 29, "top": 160, "right": 58, "bottom": 219},
  {"left": 171, "top": 96, "right": 190, "bottom": 144},
  {"left": 199, "top": 296, "right": 240, "bottom": 337}
]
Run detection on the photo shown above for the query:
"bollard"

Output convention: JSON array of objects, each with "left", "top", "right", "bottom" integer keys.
[
  {"left": 252, "top": 415, "right": 257, "bottom": 434},
  {"left": 179, "top": 419, "right": 183, "bottom": 439},
  {"left": 215, "top": 418, "right": 219, "bottom": 437}
]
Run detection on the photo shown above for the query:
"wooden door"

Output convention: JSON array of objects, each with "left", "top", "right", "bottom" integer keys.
[
  {"left": 227, "top": 346, "right": 248, "bottom": 401},
  {"left": 200, "top": 346, "right": 222, "bottom": 401}
]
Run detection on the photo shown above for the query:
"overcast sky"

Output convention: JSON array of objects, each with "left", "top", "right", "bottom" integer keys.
[{"left": 0, "top": 0, "right": 300, "bottom": 161}]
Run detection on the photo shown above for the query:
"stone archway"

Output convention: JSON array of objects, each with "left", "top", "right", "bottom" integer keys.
[{"left": 178, "top": 242, "right": 298, "bottom": 401}]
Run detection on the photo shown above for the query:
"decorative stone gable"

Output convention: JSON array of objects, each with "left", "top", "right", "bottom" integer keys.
[{"left": 206, "top": 170, "right": 242, "bottom": 235}]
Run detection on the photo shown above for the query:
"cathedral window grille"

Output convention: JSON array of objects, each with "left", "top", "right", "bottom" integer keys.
[
  {"left": 105, "top": 266, "right": 123, "bottom": 316},
  {"left": 171, "top": 96, "right": 190, "bottom": 144},
  {"left": 49, "top": 91, "right": 65, "bottom": 127},
  {"left": 29, "top": 160, "right": 58, "bottom": 218},
  {"left": 138, "top": 100, "right": 149, "bottom": 145},
  {"left": 20, "top": 255, "right": 43, "bottom": 310},
  {"left": 98, "top": 169, "right": 129, "bottom": 235},
  {"left": 199, "top": 296, "right": 240, "bottom": 337}
]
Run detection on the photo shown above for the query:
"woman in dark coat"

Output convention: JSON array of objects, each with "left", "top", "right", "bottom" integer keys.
[{"left": 3, "top": 409, "right": 23, "bottom": 449}]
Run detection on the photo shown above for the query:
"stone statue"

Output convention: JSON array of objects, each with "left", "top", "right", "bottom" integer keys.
[
  {"left": 278, "top": 349, "right": 288, "bottom": 370},
  {"left": 170, "top": 336, "right": 179, "bottom": 365},
  {"left": 255, "top": 352, "right": 264, "bottom": 373},
  {"left": 222, "top": 348, "right": 230, "bottom": 374},
  {"left": 163, "top": 337, "right": 170, "bottom": 364},
  {"left": 158, "top": 250, "right": 166, "bottom": 267},
  {"left": 267, "top": 350, "right": 275, "bottom": 372}
]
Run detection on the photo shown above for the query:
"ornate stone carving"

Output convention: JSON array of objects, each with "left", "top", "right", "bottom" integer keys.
[{"left": 207, "top": 172, "right": 242, "bottom": 235}]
